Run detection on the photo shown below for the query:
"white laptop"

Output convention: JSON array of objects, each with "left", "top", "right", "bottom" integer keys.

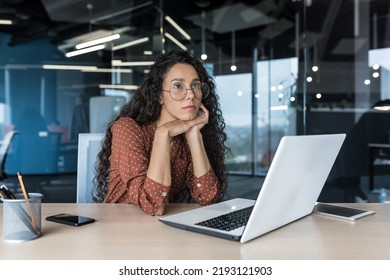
[{"left": 159, "top": 133, "right": 346, "bottom": 243}]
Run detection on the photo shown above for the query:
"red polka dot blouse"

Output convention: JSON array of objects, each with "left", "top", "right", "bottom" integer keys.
[{"left": 105, "top": 117, "right": 220, "bottom": 215}]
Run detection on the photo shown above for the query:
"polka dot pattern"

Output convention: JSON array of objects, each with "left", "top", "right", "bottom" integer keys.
[{"left": 105, "top": 117, "right": 220, "bottom": 215}]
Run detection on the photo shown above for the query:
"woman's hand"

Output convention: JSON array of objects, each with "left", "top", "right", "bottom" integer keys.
[
  {"left": 185, "top": 103, "right": 209, "bottom": 138},
  {"left": 157, "top": 103, "right": 208, "bottom": 139},
  {"left": 194, "top": 103, "right": 209, "bottom": 130},
  {"left": 153, "top": 103, "right": 210, "bottom": 182}
]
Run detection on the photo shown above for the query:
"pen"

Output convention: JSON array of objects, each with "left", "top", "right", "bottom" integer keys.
[
  {"left": 0, "top": 186, "right": 8, "bottom": 198},
  {"left": 0, "top": 184, "right": 16, "bottom": 199}
]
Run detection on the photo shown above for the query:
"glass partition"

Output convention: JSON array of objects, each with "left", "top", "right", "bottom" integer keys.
[
  {"left": 217, "top": 73, "right": 252, "bottom": 174},
  {"left": 1, "top": 0, "right": 389, "bottom": 202}
]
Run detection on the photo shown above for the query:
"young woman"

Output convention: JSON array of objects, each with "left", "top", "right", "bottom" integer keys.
[{"left": 94, "top": 50, "right": 229, "bottom": 215}]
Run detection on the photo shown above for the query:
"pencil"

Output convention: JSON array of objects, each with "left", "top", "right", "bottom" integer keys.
[
  {"left": 0, "top": 185, "right": 39, "bottom": 235},
  {"left": 17, "top": 172, "right": 40, "bottom": 234}
]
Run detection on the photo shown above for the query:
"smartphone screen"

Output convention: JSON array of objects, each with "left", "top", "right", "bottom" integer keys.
[
  {"left": 46, "top": 213, "right": 95, "bottom": 227},
  {"left": 313, "top": 203, "right": 375, "bottom": 221}
]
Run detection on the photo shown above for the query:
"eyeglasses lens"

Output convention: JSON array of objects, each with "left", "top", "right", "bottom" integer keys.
[{"left": 170, "top": 82, "right": 209, "bottom": 100}]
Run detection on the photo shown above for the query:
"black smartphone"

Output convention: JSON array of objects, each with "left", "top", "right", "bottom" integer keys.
[
  {"left": 46, "top": 213, "right": 95, "bottom": 227},
  {"left": 313, "top": 202, "right": 375, "bottom": 221}
]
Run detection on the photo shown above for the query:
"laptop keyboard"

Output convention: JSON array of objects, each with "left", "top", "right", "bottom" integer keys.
[{"left": 195, "top": 206, "right": 254, "bottom": 231}]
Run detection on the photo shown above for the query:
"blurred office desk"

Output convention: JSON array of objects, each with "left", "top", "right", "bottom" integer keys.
[
  {"left": 368, "top": 143, "right": 390, "bottom": 190},
  {"left": 1, "top": 203, "right": 390, "bottom": 260}
]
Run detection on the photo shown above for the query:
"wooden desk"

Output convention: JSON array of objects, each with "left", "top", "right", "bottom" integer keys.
[{"left": 1, "top": 203, "right": 389, "bottom": 260}]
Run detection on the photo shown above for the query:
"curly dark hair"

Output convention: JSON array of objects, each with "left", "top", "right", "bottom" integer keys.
[{"left": 93, "top": 50, "right": 230, "bottom": 203}]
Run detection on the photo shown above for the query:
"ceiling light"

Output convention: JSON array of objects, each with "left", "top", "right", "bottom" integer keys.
[
  {"left": 81, "top": 68, "right": 132, "bottom": 73},
  {"left": 66, "top": 44, "right": 106, "bottom": 58},
  {"left": 231, "top": 31, "right": 237, "bottom": 72},
  {"left": 42, "top": 65, "right": 98, "bottom": 71},
  {"left": 165, "top": 16, "right": 191, "bottom": 40},
  {"left": 99, "top": 84, "right": 138, "bottom": 90},
  {"left": 43, "top": 65, "right": 132, "bottom": 73},
  {"left": 0, "top": 19, "right": 13, "bottom": 25},
  {"left": 201, "top": 11, "right": 207, "bottom": 60},
  {"left": 165, "top": 32, "right": 188, "bottom": 51},
  {"left": 113, "top": 37, "right": 149, "bottom": 51},
  {"left": 112, "top": 61, "right": 154, "bottom": 66},
  {"left": 271, "top": 105, "right": 288, "bottom": 111},
  {"left": 75, "top": 34, "right": 120, "bottom": 50}
]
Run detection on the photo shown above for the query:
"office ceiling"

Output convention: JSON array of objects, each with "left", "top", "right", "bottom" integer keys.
[{"left": 1, "top": 0, "right": 390, "bottom": 66}]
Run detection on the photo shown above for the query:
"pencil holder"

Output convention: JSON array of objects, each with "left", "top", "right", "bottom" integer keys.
[{"left": 1, "top": 193, "right": 43, "bottom": 242}]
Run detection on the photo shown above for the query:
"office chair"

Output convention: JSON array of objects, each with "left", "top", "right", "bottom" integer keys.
[
  {"left": 76, "top": 133, "right": 104, "bottom": 203},
  {"left": 0, "top": 130, "right": 19, "bottom": 181}
]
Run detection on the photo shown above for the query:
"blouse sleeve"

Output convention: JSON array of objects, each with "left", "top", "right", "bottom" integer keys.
[
  {"left": 187, "top": 162, "right": 220, "bottom": 206},
  {"left": 105, "top": 118, "right": 170, "bottom": 215}
]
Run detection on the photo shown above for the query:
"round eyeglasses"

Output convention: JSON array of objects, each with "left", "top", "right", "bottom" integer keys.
[{"left": 162, "top": 81, "right": 210, "bottom": 101}]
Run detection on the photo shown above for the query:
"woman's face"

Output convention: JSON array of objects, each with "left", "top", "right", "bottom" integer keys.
[{"left": 158, "top": 63, "right": 202, "bottom": 124}]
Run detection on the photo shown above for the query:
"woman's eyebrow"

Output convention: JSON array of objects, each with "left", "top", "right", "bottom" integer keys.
[
  {"left": 169, "top": 78, "right": 185, "bottom": 83},
  {"left": 169, "top": 77, "right": 200, "bottom": 83}
]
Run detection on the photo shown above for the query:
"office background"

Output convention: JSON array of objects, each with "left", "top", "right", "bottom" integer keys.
[{"left": 0, "top": 0, "right": 389, "bottom": 203}]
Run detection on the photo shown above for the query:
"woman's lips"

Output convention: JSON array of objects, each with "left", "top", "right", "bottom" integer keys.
[{"left": 183, "top": 104, "right": 196, "bottom": 110}]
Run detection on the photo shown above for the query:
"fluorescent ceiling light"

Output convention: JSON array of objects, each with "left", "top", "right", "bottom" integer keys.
[
  {"left": 66, "top": 44, "right": 106, "bottom": 58},
  {"left": 112, "top": 60, "right": 154, "bottom": 66},
  {"left": 42, "top": 65, "right": 98, "bottom": 71},
  {"left": 165, "top": 32, "right": 187, "bottom": 51},
  {"left": 0, "top": 19, "right": 13, "bottom": 25},
  {"left": 81, "top": 68, "right": 132, "bottom": 73},
  {"left": 112, "top": 60, "right": 122, "bottom": 64},
  {"left": 165, "top": 16, "right": 191, "bottom": 40},
  {"left": 5, "top": 64, "right": 33, "bottom": 70},
  {"left": 75, "top": 34, "right": 120, "bottom": 50},
  {"left": 112, "top": 37, "right": 149, "bottom": 51},
  {"left": 58, "top": 29, "right": 121, "bottom": 52},
  {"left": 270, "top": 105, "right": 288, "bottom": 111},
  {"left": 43, "top": 65, "right": 132, "bottom": 73},
  {"left": 99, "top": 84, "right": 138, "bottom": 90}
]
